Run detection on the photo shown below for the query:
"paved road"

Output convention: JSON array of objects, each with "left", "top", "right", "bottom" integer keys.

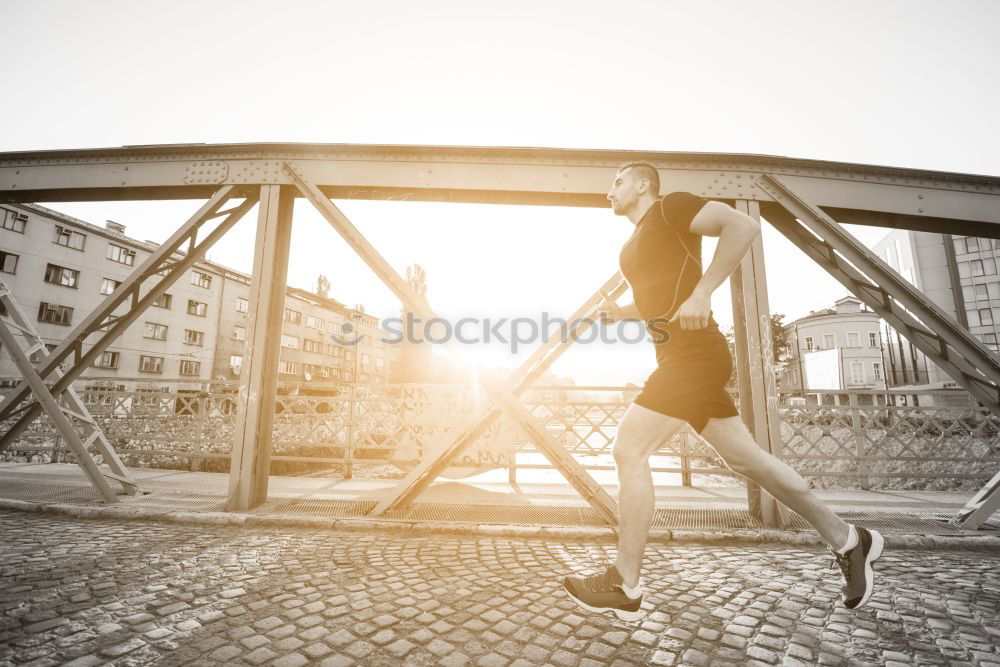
[{"left": 1, "top": 510, "right": 998, "bottom": 666}]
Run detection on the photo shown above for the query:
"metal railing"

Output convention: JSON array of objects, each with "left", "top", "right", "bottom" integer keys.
[{"left": 2, "top": 381, "right": 997, "bottom": 489}]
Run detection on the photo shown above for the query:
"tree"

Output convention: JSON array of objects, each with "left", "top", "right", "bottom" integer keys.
[
  {"left": 770, "top": 313, "right": 791, "bottom": 363},
  {"left": 315, "top": 274, "right": 330, "bottom": 298},
  {"left": 723, "top": 313, "right": 791, "bottom": 365}
]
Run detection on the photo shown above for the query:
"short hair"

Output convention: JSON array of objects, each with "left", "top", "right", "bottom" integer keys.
[{"left": 618, "top": 161, "right": 660, "bottom": 195}]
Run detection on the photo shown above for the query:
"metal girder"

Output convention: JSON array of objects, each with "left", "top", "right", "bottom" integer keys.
[
  {"left": 372, "top": 273, "right": 630, "bottom": 518},
  {"left": 0, "top": 277, "right": 137, "bottom": 502},
  {"left": 758, "top": 175, "right": 1000, "bottom": 529},
  {"left": 758, "top": 174, "right": 1000, "bottom": 411},
  {"left": 284, "top": 161, "right": 620, "bottom": 525},
  {"left": 227, "top": 185, "right": 294, "bottom": 510},
  {"left": 0, "top": 187, "right": 258, "bottom": 450},
  {"left": 729, "top": 200, "right": 785, "bottom": 528},
  {"left": 1, "top": 143, "right": 999, "bottom": 233},
  {"left": 952, "top": 469, "right": 1000, "bottom": 530}
]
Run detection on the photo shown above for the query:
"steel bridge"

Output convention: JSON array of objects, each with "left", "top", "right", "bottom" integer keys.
[{"left": 1, "top": 143, "right": 998, "bottom": 529}]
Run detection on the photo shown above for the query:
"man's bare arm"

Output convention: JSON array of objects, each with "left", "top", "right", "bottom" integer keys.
[
  {"left": 670, "top": 201, "right": 761, "bottom": 329},
  {"left": 598, "top": 300, "right": 642, "bottom": 323}
]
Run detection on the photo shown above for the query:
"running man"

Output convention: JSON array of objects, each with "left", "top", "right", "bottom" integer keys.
[{"left": 562, "top": 162, "right": 883, "bottom": 620}]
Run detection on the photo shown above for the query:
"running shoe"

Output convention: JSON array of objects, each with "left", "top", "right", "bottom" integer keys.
[
  {"left": 832, "top": 526, "right": 884, "bottom": 609},
  {"left": 562, "top": 564, "right": 642, "bottom": 621}
]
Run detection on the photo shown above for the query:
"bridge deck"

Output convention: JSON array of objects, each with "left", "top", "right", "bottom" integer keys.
[{"left": 0, "top": 462, "right": 994, "bottom": 536}]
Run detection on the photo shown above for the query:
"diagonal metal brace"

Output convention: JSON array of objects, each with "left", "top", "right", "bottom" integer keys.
[
  {"left": 0, "top": 190, "right": 258, "bottom": 451},
  {"left": 758, "top": 174, "right": 1000, "bottom": 529},
  {"left": 758, "top": 174, "right": 1000, "bottom": 409},
  {"left": 285, "top": 161, "right": 622, "bottom": 525},
  {"left": 372, "top": 273, "right": 629, "bottom": 518}
]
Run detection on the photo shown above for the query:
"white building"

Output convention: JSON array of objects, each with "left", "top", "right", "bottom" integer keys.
[{"left": 778, "top": 296, "right": 886, "bottom": 402}]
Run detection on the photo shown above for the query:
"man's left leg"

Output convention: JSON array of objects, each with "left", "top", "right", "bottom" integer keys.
[{"left": 700, "top": 415, "right": 884, "bottom": 609}]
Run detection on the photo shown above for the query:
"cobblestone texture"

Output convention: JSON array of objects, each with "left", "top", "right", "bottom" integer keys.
[{"left": 1, "top": 509, "right": 999, "bottom": 666}]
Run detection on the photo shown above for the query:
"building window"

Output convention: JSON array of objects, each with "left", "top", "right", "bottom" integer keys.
[
  {"left": 190, "top": 271, "right": 212, "bottom": 289},
  {"left": 982, "top": 308, "right": 995, "bottom": 326},
  {"left": 44, "top": 263, "right": 80, "bottom": 288},
  {"left": 804, "top": 336, "right": 813, "bottom": 352},
  {"left": 304, "top": 315, "right": 323, "bottom": 330},
  {"left": 184, "top": 329, "right": 204, "bottom": 346},
  {"left": 966, "top": 237, "right": 980, "bottom": 252},
  {"left": 0, "top": 250, "right": 18, "bottom": 274},
  {"left": 236, "top": 297, "right": 249, "bottom": 313},
  {"left": 280, "top": 334, "right": 299, "bottom": 349},
  {"left": 187, "top": 300, "right": 207, "bottom": 317},
  {"left": 283, "top": 308, "right": 301, "bottom": 324},
  {"left": 823, "top": 333, "right": 836, "bottom": 349},
  {"left": 375, "top": 376, "right": 383, "bottom": 384},
  {"left": 361, "top": 353, "right": 370, "bottom": 367},
  {"left": 972, "top": 260, "right": 985, "bottom": 277},
  {"left": 342, "top": 370, "right": 354, "bottom": 382},
  {"left": 93, "top": 351, "right": 119, "bottom": 369},
  {"left": 232, "top": 325, "right": 247, "bottom": 341},
  {"left": 375, "top": 356, "right": 384, "bottom": 370},
  {"left": 327, "top": 321, "right": 339, "bottom": 334},
  {"left": 873, "top": 362, "right": 883, "bottom": 381},
  {"left": 0, "top": 209, "right": 27, "bottom": 233},
  {"left": 976, "top": 284, "right": 989, "bottom": 301},
  {"left": 37, "top": 302, "right": 73, "bottom": 325},
  {"left": 344, "top": 350, "right": 355, "bottom": 362},
  {"left": 54, "top": 226, "right": 86, "bottom": 250},
  {"left": 303, "top": 339, "right": 322, "bottom": 353},
  {"left": 152, "top": 293, "right": 172, "bottom": 309},
  {"left": 278, "top": 360, "right": 298, "bottom": 375},
  {"left": 327, "top": 344, "right": 341, "bottom": 357},
  {"left": 869, "top": 332, "right": 878, "bottom": 347},
  {"left": 958, "top": 261, "right": 971, "bottom": 279},
  {"left": 847, "top": 332, "right": 860, "bottom": 347},
  {"left": 850, "top": 362, "right": 865, "bottom": 385},
  {"left": 986, "top": 258, "right": 998, "bottom": 275},
  {"left": 29, "top": 343, "right": 57, "bottom": 364},
  {"left": 143, "top": 322, "right": 168, "bottom": 340},
  {"left": 989, "top": 283, "right": 1000, "bottom": 300},
  {"left": 230, "top": 355, "right": 243, "bottom": 374},
  {"left": 107, "top": 244, "right": 135, "bottom": 266},
  {"left": 139, "top": 355, "right": 164, "bottom": 373},
  {"left": 100, "top": 277, "right": 121, "bottom": 296},
  {"left": 968, "top": 309, "right": 982, "bottom": 326},
  {"left": 179, "top": 360, "right": 201, "bottom": 376}
]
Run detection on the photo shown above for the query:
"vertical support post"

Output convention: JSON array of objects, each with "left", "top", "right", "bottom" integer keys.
[
  {"left": 680, "top": 432, "right": 692, "bottom": 487},
  {"left": 849, "top": 393, "right": 871, "bottom": 490},
  {"left": 227, "top": 185, "right": 294, "bottom": 510},
  {"left": 729, "top": 200, "right": 784, "bottom": 527},
  {"left": 343, "top": 383, "right": 355, "bottom": 480}
]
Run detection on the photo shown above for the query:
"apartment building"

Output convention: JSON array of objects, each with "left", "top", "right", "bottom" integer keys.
[
  {"left": 0, "top": 203, "right": 390, "bottom": 391},
  {"left": 872, "top": 228, "right": 1000, "bottom": 394},
  {"left": 778, "top": 296, "right": 886, "bottom": 399}
]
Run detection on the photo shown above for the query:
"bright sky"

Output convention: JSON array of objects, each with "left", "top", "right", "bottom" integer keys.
[{"left": 2, "top": 0, "right": 998, "bottom": 385}]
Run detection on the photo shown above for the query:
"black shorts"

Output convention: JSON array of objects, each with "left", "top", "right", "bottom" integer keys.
[{"left": 633, "top": 328, "right": 739, "bottom": 433}]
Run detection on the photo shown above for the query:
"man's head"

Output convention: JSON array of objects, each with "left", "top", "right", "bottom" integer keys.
[{"left": 608, "top": 161, "right": 660, "bottom": 219}]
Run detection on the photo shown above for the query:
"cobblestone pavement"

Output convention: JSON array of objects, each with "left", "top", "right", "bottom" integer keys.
[{"left": 1, "top": 510, "right": 999, "bottom": 667}]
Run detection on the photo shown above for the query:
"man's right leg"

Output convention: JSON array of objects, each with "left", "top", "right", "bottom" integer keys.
[
  {"left": 612, "top": 403, "right": 687, "bottom": 587},
  {"left": 562, "top": 402, "right": 686, "bottom": 620}
]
